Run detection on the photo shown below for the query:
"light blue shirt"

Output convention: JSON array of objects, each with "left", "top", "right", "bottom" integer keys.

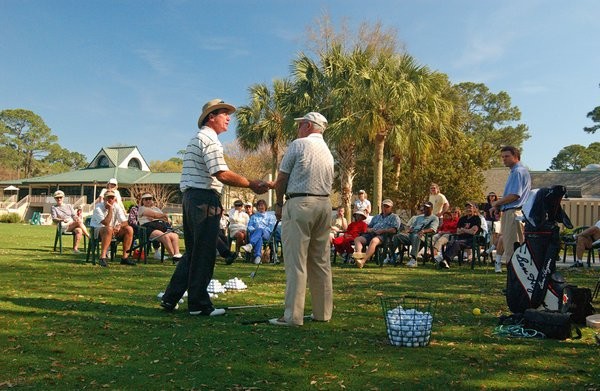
[
  {"left": 247, "top": 211, "right": 277, "bottom": 236},
  {"left": 502, "top": 162, "right": 531, "bottom": 210},
  {"left": 369, "top": 213, "right": 401, "bottom": 232}
]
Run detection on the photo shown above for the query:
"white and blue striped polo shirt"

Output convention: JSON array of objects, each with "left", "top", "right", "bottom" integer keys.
[{"left": 180, "top": 126, "right": 229, "bottom": 193}]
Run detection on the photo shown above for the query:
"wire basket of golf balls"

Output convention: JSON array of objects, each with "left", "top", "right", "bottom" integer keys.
[{"left": 380, "top": 296, "right": 435, "bottom": 347}]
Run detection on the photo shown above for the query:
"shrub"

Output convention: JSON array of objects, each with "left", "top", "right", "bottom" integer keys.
[{"left": 0, "top": 213, "right": 21, "bottom": 223}]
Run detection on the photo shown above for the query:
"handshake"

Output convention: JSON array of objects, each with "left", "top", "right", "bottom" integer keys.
[{"left": 249, "top": 180, "right": 275, "bottom": 195}]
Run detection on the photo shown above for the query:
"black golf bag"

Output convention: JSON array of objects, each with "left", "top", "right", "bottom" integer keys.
[{"left": 505, "top": 185, "right": 573, "bottom": 314}]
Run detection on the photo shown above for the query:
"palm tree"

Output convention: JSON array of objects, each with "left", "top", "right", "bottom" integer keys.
[{"left": 236, "top": 79, "right": 294, "bottom": 203}]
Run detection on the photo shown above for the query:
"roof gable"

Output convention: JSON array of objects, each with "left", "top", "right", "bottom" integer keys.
[{"left": 87, "top": 146, "right": 150, "bottom": 171}]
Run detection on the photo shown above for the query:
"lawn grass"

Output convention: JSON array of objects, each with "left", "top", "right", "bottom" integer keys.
[{"left": 1, "top": 223, "right": 599, "bottom": 390}]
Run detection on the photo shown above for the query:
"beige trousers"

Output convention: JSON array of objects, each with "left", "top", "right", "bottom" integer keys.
[
  {"left": 501, "top": 209, "right": 525, "bottom": 264},
  {"left": 282, "top": 196, "right": 333, "bottom": 325}
]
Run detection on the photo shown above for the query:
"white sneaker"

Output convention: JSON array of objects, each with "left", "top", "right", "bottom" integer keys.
[
  {"left": 241, "top": 244, "right": 253, "bottom": 253},
  {"left": 154, "top": 250, "right": 162, "bottom": 260},
  {"left": 189, "top": 308, "right": 226, "bottom": 316},
  {"left": 407, "top": 259, "right": 417, "bottom": 268},
  {"left": 440, "top": 259, "right": 450, "bottom": 269},
  {"left": 254, "top": 256, "right": 262, "bottom": 264},
  {"left": 495, "top": 262, "right": 502, "bottom": 273}
]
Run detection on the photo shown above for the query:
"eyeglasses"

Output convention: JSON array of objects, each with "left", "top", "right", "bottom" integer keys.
[
  {"left": 55, "top": 197, "right": 63, "bottom": 199},
  {"left": 143, "top": 198, "right": 153, "bottom": 201},
  {"left": 382, "top": 205, "right": 392, "bottom": 208},
  {"left": 106, "top": 196, "right": 116, "bottom": 200}
]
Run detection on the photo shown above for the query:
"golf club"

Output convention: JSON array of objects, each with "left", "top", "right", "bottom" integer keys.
[
  {"left": 222, "top": 303, "right": 280, "bottom": 310},
  {"left": 250, "top": 220, "right": 280, "bottom": 279},
  {"left": 241, "top": 315, "right": 311, "bottom": 325}
]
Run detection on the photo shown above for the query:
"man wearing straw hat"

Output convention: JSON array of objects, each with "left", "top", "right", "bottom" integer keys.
[{"left": 159, "top": 98, "right": 269, "bottom": 317}]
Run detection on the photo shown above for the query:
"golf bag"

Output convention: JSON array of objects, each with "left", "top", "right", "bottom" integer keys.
[{"left": 505, "top": 185, "right": 573, "bottom": 314}]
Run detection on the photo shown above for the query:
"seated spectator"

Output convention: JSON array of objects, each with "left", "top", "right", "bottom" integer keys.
[
  {"left": 330, "top": 206, "right": 349, "bottom": 242},
  {"left": 244, "top": 201, "right": 254, "bottom": 216},
  {"left": 572, "top": 219, "right": 600, "bottom": 267},
  {"left": 332, "top": 210, "right": 368, "bottom": 258},
  {"left": 228, "top": 199, "right": 250, "bottom": 261},
  {"left": 431, "top": 208, "right": 460, "bottom": 258},
  {"left": 353, "top": 198, "right": 401, "bottom": 268},
  {"left": 353, "top": 190, "right": 372, "bottom": 223},
  {"left": 51, "top": 190, "right": 90, "bottom": 253},
  {"left": 434, "top": 201, "right": 481, "bottom": 269},
  {"left": 391, "top": 201, "right": 439, "bottom": 267},
  {"left": 90, "top": 189, "right": 134, "bottom": 267},
  {"left": 97, "top": 178, "right": 125, "bottom": 211},
  {"left": 240, "top": 199, "right": 277, "bottom": 264},
  {"left": 138, "top": 193, "right": 182, "bottom": 261},
  {"left": 428, "top": 183, "right": 450, "bottom": 219}
]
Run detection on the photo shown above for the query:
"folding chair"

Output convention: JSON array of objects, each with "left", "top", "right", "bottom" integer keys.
[{"left": 53, "top": 221, "right": 87, "bottom": 254}]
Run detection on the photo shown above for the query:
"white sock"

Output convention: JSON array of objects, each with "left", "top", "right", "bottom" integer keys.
[{"left": 495, "top": 254, "right": 502, "bottom": 264}]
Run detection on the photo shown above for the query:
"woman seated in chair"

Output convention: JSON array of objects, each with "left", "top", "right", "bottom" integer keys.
[
  {"left": 138, "top": 193, "right": 182, "bottom": 261},
  {"left": 431, "top": 209, "right": 460, "bottom": 259},
  {"left": 240, "top": 199, "right": 277, "bottom": 265},
  {"left": 330, "top": 206, "right": 349, "bottom": 243},
  {"left": 51, "top": 190, "right": 90, "bottom": 253},
  {"left": 332, "top": 210, "right": 368, "bottom": 260}
]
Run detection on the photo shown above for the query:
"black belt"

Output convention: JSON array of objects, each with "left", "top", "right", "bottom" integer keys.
[
  {"left": 286, "top": 193, "right": 329, "bottom": 199},
  {"left": 502, "top": 207, "right": 522, "bottom": 212}
]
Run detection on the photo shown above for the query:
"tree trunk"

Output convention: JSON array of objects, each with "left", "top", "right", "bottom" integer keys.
[
  {"left": 336, "top": 142, "right": 356, "bottom": 222},
  {"left": 372, "top": 133, "right": 386, "bottom": 215},
  {"left": 392, "top": 154, "right": 402, "bottom": 192}
]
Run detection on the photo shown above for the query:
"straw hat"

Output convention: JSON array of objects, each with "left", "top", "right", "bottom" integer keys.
[{"left": 198, "top": 99, "right": 236, "bottom": 128}]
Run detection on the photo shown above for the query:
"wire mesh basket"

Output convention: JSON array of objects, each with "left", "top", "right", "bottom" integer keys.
[{"left": 380, "top": 296, "right": 436, "bottom": 347}]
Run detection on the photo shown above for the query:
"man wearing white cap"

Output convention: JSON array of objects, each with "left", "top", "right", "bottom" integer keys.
[
  {"left": 98, "top": 178, "right": 125, "bottom": 211},
  {"left": 160, "top": 98, "right": 269, "bottom": 317},
  {"left": 51, "top": 190, "right": 90, "bottom": 253},
  {"left": 270, "top": 112, "right": 334, "bottom": 326}
]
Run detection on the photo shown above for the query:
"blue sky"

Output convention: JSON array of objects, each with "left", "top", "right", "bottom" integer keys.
[{"left": 1, "top": 0, "right": 598, "bottom": 171}]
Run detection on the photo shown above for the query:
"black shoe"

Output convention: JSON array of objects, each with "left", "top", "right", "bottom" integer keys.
[
  {"left": 570, "top": 261, "right": 584, "bottom": 268},
  {"left": 160, "top": 300, "right": 179, "bottom": 311},
  {"left": 98, "top": 258, "right": 108, "bottom": 267},
  {"left": 225, "top": 252, "right": 237, "bottom": 265},
  {"left": 440, "top": 259, "right": 450, "bottom": 269},
  {"left": 120, "top": 258, "right": 137, "bottom": 266}
]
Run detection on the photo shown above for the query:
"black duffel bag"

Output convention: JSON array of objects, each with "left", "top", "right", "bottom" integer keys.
[{"left": 523, "top": 309, "right": 581, "bottom": 340}]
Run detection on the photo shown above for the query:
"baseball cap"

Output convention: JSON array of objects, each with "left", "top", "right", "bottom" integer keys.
[
  {"left": 294, "top": 112, "right": 328, "bottom": 130},
  {"left": 108, "top": 178, "right": 118, "bottom": 185},
  {"left": 382, "top": 199, "right": 393, "bottom": 207},
  {"left": 104, "top": 190, "right": 116, "bottom": 197},
  {"left": 141, "top": 193, "right": 153, "bottom": 200},
  {"left": 423, "top": 201, "right": 433, "bottom": 208},
  {"left": 53, "top": 190, "right": 65, "bottom": 198}
]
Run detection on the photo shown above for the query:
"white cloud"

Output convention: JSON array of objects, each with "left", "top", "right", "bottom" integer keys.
[{"left": 135, "top": 48, "right": 171, "bottom": 75}]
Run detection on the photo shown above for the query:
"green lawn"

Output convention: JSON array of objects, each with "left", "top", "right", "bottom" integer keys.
[{"left": 1, "top": 223, "right": 598, "bottom": 390}]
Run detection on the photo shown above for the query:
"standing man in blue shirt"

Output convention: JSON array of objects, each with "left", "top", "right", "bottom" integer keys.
[{"left": 490, "top": 146, "right": 531, "bottom": 273}]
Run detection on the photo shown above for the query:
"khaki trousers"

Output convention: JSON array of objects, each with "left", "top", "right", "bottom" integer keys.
[
  {"left": 501, "top": 209, "right": 524, "bottom": 264},
  {"left": 282, "top": 196, "right": 333, "bottom": 325}
]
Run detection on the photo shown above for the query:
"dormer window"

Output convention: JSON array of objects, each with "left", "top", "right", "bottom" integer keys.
[
  {"left": 97, "top": 155, "right": 109, "bottom": 168},
  {"left": 128, "top": 158, "right": 142, "bottom": 170}
]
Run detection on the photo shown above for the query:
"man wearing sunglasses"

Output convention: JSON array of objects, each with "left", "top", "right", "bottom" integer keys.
[{"left": 90, "top": 189, "right": 134, "bottom": 267}]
